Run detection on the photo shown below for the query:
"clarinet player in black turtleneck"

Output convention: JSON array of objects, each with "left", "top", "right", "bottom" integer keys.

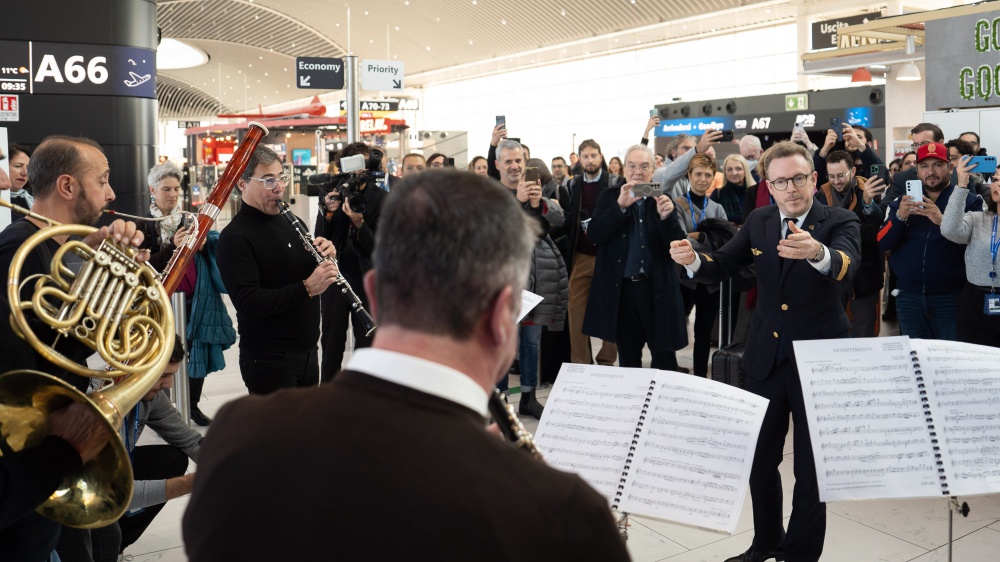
[{"left": 217, "top": 146, "right": 340, "bottom": 395}]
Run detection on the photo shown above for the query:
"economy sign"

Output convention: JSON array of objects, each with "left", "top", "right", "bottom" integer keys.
[{"left": 926, "top": 12, "right": 1000, "bottom": 109}]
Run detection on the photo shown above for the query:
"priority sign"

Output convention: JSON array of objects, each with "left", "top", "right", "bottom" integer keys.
[
  {"left": 295, "top": 57, "right": 345, "bottom": 90},
  {"left": 361, "top": 60, "right": 404, "bottom": 91}
]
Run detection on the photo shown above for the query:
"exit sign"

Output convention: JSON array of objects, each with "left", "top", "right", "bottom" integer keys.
[{"left": 785, "top": 94, "right": 808, "bottom": 111}]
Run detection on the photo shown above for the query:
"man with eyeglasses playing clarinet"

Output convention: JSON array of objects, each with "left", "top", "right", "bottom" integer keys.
[
  {"left": 216, "top": 146, "right": 340, "bottom": 394},
  {"left": 670, "top": 141, "right": 860, "bottom": 562}
]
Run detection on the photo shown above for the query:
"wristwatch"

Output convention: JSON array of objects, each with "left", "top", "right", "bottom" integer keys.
[{"left": 808, "top": 244, "right": 826, "bottom": 263}]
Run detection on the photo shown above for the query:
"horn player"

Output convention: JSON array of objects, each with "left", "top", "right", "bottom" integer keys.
[
  {"left": 0, "top": 135, "right": 152, "bottom": 560},
  {"left": 0, "top": 135, "right": 151, "bottom": 393}
]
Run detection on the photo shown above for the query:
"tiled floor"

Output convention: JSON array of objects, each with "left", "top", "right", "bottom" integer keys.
[{"left": 123, "top": 299, "right": 1000, "bottom": 561}]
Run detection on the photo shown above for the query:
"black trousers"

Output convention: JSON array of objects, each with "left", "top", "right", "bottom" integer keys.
[
  {"left": 615, "top": 278, "right": 678, "bottom": 370},
  {"left": 957, "top": 282, "right": 1000, "bottom": 347},
  {"left": 89, "top": 445, "right": 190, "bottom": 562},
  {"left": 540, "top": 326, "right": 570, "bottom": 385},
  {"left": 681, "top": 284, "right": 720, "bottom": 377},
  {"left": 746, "top": 358, "right": 825, "bottom": 562},
  {"left": 319, "top": 271, "right": 373, "bottom": 382},
  {"left": 239, "top": 348, "right": 318, "bottom": 395}
]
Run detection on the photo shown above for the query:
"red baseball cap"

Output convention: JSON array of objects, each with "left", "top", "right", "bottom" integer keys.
[{"left": 916, "top": 142, "right": 948, "bottom": 163}]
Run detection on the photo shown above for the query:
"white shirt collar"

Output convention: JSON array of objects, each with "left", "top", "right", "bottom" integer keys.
[
  {"left": 780, "top": 200, "right": 814, "bottom": 227},
  {"left": 345, "top": 348, "right": 489, "bottom": 418}
]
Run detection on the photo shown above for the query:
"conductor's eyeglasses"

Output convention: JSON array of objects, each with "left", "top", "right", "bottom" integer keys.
[
  {"left": 250, "top": 175, "right": 290, "bottom": 191},
  {"left": 769, "top": 174, "right": 810, "bottom": 191}
]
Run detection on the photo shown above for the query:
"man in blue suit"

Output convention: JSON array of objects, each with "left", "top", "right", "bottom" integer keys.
[{"left": 670, "top": 141, "right": 861, "bottom": 562}]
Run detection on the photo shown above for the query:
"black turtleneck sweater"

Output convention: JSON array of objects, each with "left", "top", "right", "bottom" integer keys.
[{"left": 217, "top": 203, "right": 321, "bottom": 352}]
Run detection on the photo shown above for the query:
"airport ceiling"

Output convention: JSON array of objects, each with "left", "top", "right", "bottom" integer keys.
[{"left": 153, "top": 0, "right": 921, "bottom": 119}]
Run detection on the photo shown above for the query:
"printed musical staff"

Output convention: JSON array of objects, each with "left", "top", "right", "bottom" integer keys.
[
  {"left": 533, "top": 363, "right": 767, "bottom": 535},
  {"left": 795, "top": 336, "right": 1000, "bottom": 502}
]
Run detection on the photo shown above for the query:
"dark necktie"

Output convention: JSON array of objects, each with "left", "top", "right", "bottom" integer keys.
[{"left": 783, "top": 217, "right": 796, "bottom": 239}]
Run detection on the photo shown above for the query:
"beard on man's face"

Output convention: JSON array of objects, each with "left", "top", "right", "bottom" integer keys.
[{"left": 74, "top": 195, "right": 105, "bottom": 226}]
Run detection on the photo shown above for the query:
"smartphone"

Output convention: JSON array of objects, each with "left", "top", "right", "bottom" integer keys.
[
  {"left": 905, "top": 179, "right": 923, "bottom": 202},
  {"left": 968, "top": 155, "right": 998, "bottom": 174},
  {"left": 445, "top": 157, "right": 455, "bottom": 167},
  {"left": 508, "top": 137, "right": 521, "bottom": 144},
  {"left": 525, "top": 167, "right": 540, "bottom": 183},
  {"left": 830, "top": 117, "right": 843, "bottom": 141},
  {"left": 719, "top": 130, "right": 734, "bottom": 142},
  {"left": 182, "top": 214, "right": 195, "bottom": 229},
  {"left": 632, "top": 182, "right": 663, "bottom": 198},
  {"left": 496, "top": 115, "right": 506, "bottom": 128},
  {"left": 649, "top": 109, "right": 657, "bottom": 118},
  {"left": 869, "top": 163, "right": 889, "bottom": 182},
  {"left": 793, "top": 121, "right": 805, "bottom": 133}
]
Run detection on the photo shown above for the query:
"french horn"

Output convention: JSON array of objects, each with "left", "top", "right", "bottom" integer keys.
[{"left": 0, "top": 199, "right": 174, "bottom": 528}]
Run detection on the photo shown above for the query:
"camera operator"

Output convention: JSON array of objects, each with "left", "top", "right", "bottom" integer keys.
[{"left": 314, "top": 142, "right": 387, "bottom": 381}]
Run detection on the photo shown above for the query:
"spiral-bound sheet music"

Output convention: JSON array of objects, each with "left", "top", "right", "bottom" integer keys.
[
  {"left": 794, "top": 336, "right": 1000, "bottom": 502},
  {"left": 533, "top": 364, "right": 768, "bottom": 534}
]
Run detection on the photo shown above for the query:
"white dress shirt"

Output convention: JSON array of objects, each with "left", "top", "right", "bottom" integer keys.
[{"left": 346, "top": 348, "right": 490, "bottom": 418}]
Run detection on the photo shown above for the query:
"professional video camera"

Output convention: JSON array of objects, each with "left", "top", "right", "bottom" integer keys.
[{"left": 308, "top": 148, "right": 386, "bottom": 214}]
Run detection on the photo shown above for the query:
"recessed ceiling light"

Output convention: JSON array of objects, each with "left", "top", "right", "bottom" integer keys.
[
  {"left": 426, "top": 46, "right": 431, "bottom": 50},
  {"left": 501, "top": 19, "right": 507, "bottom": 24},
  {"left": 561, "top": 9, "right": 566, "bottom": 16},
  {"left": 469, "top": 39, "right": 474, "bottom": 45},
  {"left": 155, "top": 38, "right": 209, "bottom": 70}
]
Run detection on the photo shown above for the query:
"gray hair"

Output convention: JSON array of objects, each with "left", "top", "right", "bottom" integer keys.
[
  {"left": 147, "top": 161, "right": 182, "bottom": 188},
  {"left": 240, "top": 145, "right": 282, "bottom": 183},
  {"left": 666, "top": 134, "right": 694, "bottom": 158},
  {"left": 373, "top": 170, "right": 539, "bottom": 339},
  {"left": 740, "top": 135, "right": 763, "bottom": 158},
  {"left": 496, "top": 139, "right": 523, "bottom": 159},
  {"left": 623, "top": 144, "right": 654, "bottom": 166}
]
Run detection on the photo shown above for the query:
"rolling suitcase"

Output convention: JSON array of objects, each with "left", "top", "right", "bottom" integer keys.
[{"left": 711, "top": 278, "right": 746, "bottom": 388}]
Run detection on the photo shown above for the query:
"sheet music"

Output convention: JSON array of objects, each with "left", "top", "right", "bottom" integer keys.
[
  {"left": 618, "top": 371, "right": 768, "bottom": 534},
  {"left": 795, "top": 337, "right": 942, "bottom": 502},
  {"left": 534, "top": 364, "right": 651, "bottom": 503},
  {"left": 517, "top": 291, "right": 544, "bottom": 323},
  {"left": 912, "top": 339, "right": 1000, "bottom": 496}
]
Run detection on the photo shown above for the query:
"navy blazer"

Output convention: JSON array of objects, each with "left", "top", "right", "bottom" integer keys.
[
  {"left": 582, "top": 188, "right": 688, "bottom": 350},
  {"left": 689, "top": 203, "right": 861, "bottom": 381}
]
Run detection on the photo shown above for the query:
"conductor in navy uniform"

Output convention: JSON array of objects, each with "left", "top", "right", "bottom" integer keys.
[{"left": 669, "top": 141, "right": 861, "bottom": 562}]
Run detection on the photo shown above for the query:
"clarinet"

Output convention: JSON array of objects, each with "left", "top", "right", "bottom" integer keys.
[
  {"left": 487, "top": 389, "right": 544, "bottom": 460},
  {"left": 276, "top": 200, "right": 377, "bottom": 336}
]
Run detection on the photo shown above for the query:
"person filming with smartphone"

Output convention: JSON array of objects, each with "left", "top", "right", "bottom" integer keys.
[
  {"left": 815, "top": 151, "right": 886, "bottom": 337},
  {"left": 583, "top": 144, "right": 688, "bottom": 371},
  {"left": 494, "top": 139, "right": 567, "bottom": 418},
  {"left": 877, "top": 142, "right": 983, "bottom": 340}
]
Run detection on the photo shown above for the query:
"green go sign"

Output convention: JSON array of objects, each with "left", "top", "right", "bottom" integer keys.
[{"left": 927, "top": 11, "right": 1000, "bottom": 109}]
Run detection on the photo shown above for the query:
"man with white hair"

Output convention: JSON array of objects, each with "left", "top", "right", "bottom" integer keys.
[
  {"left": 583, "top": 144, "right": 689, "bottom": 369},
  {"left": 741, "top": 134, "right": 764, "bottom": 181}
]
